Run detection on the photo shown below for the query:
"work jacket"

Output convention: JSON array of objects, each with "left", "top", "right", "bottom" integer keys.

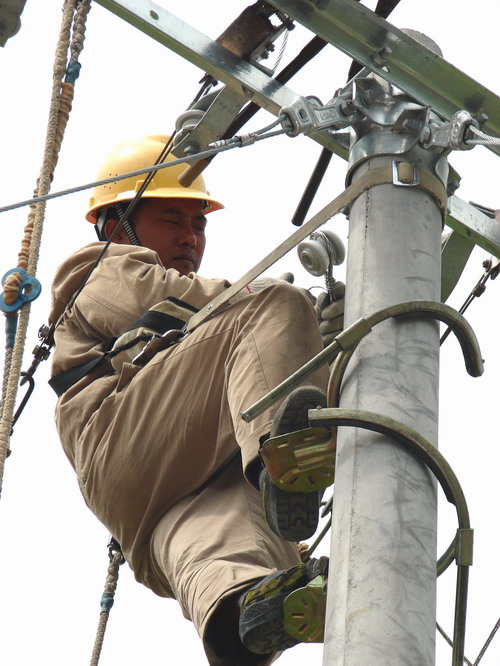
[{"left": 49, "top": 241, "right": 229, "bottom": 475}]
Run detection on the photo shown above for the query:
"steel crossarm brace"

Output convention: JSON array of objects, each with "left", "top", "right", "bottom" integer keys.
[
  {"left": 267, "top": 0, "right": 500, "bottom": 155},
  {"left": 93, "top": 0, "right": 347, "bottom": 160},
  {"left": 447, "top": 196, "right": 500, "bottom": 259}
]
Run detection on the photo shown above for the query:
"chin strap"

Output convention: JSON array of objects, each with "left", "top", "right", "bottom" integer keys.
[
  {"left": 114, "top": 202, "right": 141, "bottom": 246},
  {"left": 96, "top": 202, "right": 142, "bottom": 246}
]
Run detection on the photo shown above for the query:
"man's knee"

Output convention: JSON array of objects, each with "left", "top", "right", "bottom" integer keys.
[{"left": 248, "top": 280, "right": 316, "bottom": 326}]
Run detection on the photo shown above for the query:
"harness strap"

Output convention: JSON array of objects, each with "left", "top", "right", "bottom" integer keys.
[
  {"left": 48, "top": 297, "right": 198, "bottom": 397},
  {"left": 48, "top": 355, "right": 108, "bottom": 397}
]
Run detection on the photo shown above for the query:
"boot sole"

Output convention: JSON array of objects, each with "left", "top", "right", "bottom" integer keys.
[{"left": 240, "top": 591, "right": 298, "bottom": 654}]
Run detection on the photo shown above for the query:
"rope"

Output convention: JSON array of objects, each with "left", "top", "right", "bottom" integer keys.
[
  {"left": 0, "top": 0, "right": 91, "bottom": 496},
  {"left": 0, "top": 348, "right": 13, "bottom": 422},
  {"left": 89, "top": 548, "right": 123, "bottom": 666}
]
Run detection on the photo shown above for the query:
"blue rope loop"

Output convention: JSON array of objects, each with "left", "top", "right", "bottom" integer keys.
[
  {"left": 0, "top": 269, "right": 42, "bottom": 313},
  {"left": 64, "top": 60, "right": 81, "bottom": 84},
  {"left": 100, "top": 592, "right": 115, "bottom": 613}
]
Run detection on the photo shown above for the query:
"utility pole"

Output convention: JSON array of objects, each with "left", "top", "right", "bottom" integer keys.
[{"left": 322, "top": 51, "right": 447, "bottom": 664}]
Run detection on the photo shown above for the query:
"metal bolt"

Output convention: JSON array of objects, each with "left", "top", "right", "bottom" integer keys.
[
  {"left": 183, "top": 143, "right": 199, "bottom": 156},
  {"left": 371, "top": 46, "right": 393, "bottom": 68},
  {"left": 340, "top": 99, "right": 355, "bottom": 116},
  {"left": 242, "top": 86, "right": 254, "bottom": 99},
  {"left": 150, "top": 10, "right": 159, "bottom": 20}
]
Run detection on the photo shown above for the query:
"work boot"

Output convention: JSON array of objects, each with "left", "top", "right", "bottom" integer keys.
[
  {"left": 260, "top": 386, "right": 327, "bottom": 541},
  {"left": 239, "top": 556, "right": 328, "bottom": 654}
]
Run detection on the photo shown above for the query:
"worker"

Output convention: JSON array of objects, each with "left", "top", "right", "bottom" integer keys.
[{"left": 49, "top": 135, "right": 345, "bottom": 665}]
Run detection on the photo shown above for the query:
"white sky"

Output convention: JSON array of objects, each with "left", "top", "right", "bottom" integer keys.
[{"left": 0, "top": 1, "right": 499, "bottom": 665}]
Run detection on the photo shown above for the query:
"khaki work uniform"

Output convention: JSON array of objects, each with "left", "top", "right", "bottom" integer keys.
[{"left": 50, "top": 242, "right": 328, "bottom": 664}]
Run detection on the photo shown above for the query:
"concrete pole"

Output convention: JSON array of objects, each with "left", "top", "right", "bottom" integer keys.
[{"left": 323, "top": 119, "right": 447, "bottom": 662}]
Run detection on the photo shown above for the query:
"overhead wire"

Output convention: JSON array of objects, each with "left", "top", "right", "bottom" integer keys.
[
  {"left": 440, "top": 256, "right": 498, "bottom": 345},
  {"left": 466, "top": 126, "right": 500, "bottom": 146},
  {"left": 0, "top": 123, "right": 288, "bottom": 217}
]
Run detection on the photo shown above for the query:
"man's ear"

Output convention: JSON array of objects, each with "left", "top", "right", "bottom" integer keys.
[{"left": 104, "top": 217, "right": 129, "bottom": 244}]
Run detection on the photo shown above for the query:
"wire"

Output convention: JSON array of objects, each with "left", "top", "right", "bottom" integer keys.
[
  {"left": 0, "top": 123, "right": 286, "bottom": 216},
  {"left": 473, "top": 616, "right": 500, "bottom": 665},
  {"left": 440, "top": 258, "right": 496, "bottom": 345},
  {"left": 466, "top": 126, "right": 500, "bottom": 146},
  {"left": 271, "top": 29, "right": 289, "bottom": 74}
]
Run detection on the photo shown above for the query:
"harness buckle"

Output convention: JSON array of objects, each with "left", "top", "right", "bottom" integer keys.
[{"left": 132, "top": 329, "right": 185, "bottom": 367}]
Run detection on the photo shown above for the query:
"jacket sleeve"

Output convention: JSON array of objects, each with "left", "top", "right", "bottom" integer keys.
[
  {"left": 50, "top": 243, "right": 230, "bottom": 375},
  {"left": 74, "top": 246, "right": 229, "bottom": 340}
]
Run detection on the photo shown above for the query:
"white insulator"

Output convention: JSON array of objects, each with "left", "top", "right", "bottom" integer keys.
[
  {"left": 321, "top": 229, "right": 346, "bottom": 266},
  {"left": 297, "top": 238, "right": 331, "bottom": 276}
]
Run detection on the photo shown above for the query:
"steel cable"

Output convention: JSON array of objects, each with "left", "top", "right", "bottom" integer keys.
[{"left": 466, "top": 126, "right": 500, "bottom": 146}]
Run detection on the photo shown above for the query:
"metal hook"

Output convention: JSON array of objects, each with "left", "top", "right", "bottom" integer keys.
[{"left": 10, "top": 372, "right": 35, "bottom": 436}]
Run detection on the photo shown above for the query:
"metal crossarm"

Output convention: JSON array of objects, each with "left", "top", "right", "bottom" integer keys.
[
  {"left": 447, "top": 197, "right": 500, "bottom": 257},
  {"left": 267, "top": 0, "right": 500, "bottom": 152},
  {"left": 94, "top": 0, "right": 347, "bottom": 159}
]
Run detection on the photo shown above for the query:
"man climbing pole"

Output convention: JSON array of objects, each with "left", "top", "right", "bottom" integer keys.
[{"left": 48, "top": 134, "right": 345, "bottom": 665}]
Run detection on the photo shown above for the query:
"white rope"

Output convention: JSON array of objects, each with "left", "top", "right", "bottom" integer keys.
[
  {"left": 0, "top": 0, "right": 90, "bottom": 495},
  {"left": 89, "top": 550, "right": 123, "bottom": 666}
]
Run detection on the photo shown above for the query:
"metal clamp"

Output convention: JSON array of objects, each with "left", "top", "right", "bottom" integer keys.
[
  {"left": 283, "top": 574, "right": 326, "bottom": 643},
  {"left": 422, "top": 110, "right": 479, "bottom": 152},
  {"left": 281, "top": 96, "right": 352, "bottom": 136}
]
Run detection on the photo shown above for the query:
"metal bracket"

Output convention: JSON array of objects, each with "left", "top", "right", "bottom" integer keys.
[
  {"left": 422, "top": 110, "right": 479, "bottom": 152},
  {"left": 392, "top": 161, "right": 419, "bottom": 187},
  {"left": 283, "top": 574, "right": 326, "bottom": 643}
]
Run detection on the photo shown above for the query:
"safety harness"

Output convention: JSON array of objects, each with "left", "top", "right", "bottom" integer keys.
[{"left": 48, "top": 296, "right": 198, "bottom": 397}]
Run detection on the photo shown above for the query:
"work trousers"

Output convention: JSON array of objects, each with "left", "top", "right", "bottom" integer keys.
[{"left": 74, "top": 282, "right": 328, "bottom": 663}]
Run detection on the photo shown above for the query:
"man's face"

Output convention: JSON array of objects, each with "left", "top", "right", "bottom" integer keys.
[{"left": 129, "top": 197, "right": 207, "bottom": 275}]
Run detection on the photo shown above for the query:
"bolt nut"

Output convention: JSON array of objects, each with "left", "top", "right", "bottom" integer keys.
[{"left": 183, "top": 143, "right": 199, "bottom": 156}]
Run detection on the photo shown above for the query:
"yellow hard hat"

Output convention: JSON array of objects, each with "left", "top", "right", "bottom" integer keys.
[{"left": 86, "top": 134, "right": 224, "bottom": 224}]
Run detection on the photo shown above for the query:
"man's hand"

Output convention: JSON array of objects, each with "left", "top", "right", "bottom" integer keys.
[
  {"left": 315, "top": 281, "right": 346, "bottom": 347},
  {"left": 110, "top": 327, "right": 155, "bottom": 373},
  {"left": 109, "top": 298, "right": 195, "bottom": 372}
]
